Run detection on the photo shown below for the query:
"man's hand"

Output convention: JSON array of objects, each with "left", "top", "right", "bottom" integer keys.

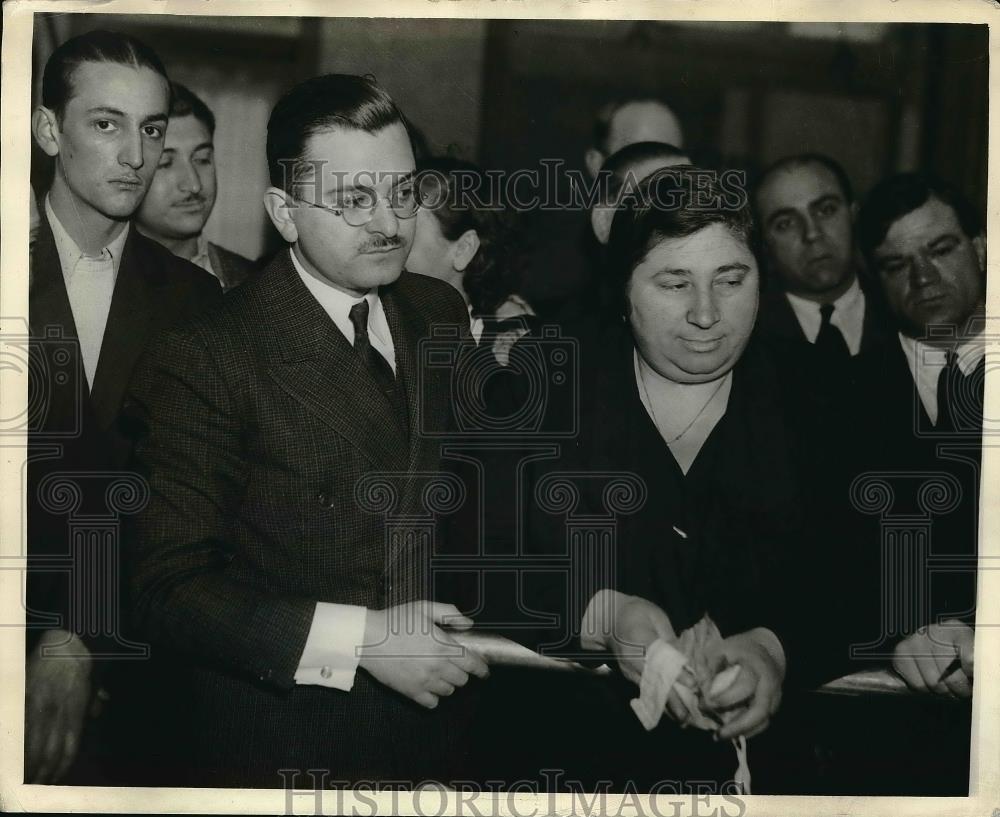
[
  {"left": 603, "top": 595, "right": 677, "bottom": 686},
  {"left": 25, "top": 629, "right": 92, "bottom": 784},
  {"left": 700, "top": 628, "right": 785, "bottom": 741},
  {"left": 358, "top": 601, "right": 489, "bottom": 709},
  {"left": 893, "top": 620, "right": 974, "bottom": 698}
]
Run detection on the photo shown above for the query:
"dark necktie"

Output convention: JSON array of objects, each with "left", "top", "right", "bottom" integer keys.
[
  {"left": 348, "top": 300, "right": 408, "bottom": 433},
  {"left": 815, "top": 303, "right": 852, "bottom": 366},
  {"left": 936, "top": 350, "right": 984, "bottom": 434}
]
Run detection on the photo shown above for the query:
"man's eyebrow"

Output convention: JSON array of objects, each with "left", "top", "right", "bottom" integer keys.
[
  {"left": 810, "top": 193, "right": 843, "bottom": 208},
  {"left": 141, "top": 112, "right": 169, "bottom": 126},
  {"left": 928, "top": 232, "right": 961, "bottom": 247},
  {"left": 716, "top": 263, "right": 751, "bottom": 273},
  {"left": 192, "top": 142, "right": 214, "bottom": 153},
  {"left": 86, "top": 106, "right": 126, "bottom": 117},
  {"left": 765, "top": 207, "right": 797, "bottom": 228},
  {"left": 327, "top": 171, "right": 416, "bottom": 190},
  {"left": 654, "top": 268, "right": 690, "bottom": 277}
]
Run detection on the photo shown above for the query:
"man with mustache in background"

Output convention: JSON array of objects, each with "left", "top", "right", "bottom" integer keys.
[
  {"left": 27, "top": 29, "right": 220, "bottom": 783},
  {"left": 136, "top": 82, "right": 257, "bottom": 291},
  {"left": 125, "top": 73, "right": 487, "bottom": 787}
]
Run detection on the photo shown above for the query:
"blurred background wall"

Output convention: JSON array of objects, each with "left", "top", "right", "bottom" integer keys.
[{"left": 31, "top": 15, "right": 987, "bottom": 285}]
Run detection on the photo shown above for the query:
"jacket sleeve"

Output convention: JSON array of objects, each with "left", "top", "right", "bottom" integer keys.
[{"left": 124, "top": 325, "right": 315, "bottom": 691}]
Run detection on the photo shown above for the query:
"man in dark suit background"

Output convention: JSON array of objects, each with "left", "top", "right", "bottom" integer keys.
[
  {"left": 26, "top": 30, "right": 221, "bottom": 783},
  {"left": 752, "top": 153, "right": 892, "bottom": 386},
  {"left": 126, "top": 73, "right": 488, "bottom": 787},
  {"left": 135, "top": 82, "right": 257, "bottom": 291},
  {"left": 855, "top": 172, "right": 985, "bottom": 699}
]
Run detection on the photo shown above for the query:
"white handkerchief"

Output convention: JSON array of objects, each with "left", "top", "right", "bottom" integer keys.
[{"left": 629, "top": 639, "right": 688, "bottom": 731}]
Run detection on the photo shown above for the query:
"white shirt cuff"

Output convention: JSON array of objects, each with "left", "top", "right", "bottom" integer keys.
[
  {"left": 293, "top": 602, "right": 368, "bottom": 690},
  {"left": 580, "top": 588, "right": 630, "bottom": 651}
]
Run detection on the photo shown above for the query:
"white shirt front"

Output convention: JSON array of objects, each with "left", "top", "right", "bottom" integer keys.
[
  {"left": 785, "top": 276, "right": 866, "bottom": 357},
  {"left": 291, "top": 248, "right": 396, "bottom": 372},
  {"left": 897, "top": 331, "right": 986, "bottom": 425},
  {"left": 288, "top": 246, "right": 402, "bottom": 690},
  {"left": 46, "top": 196, "right": 129, "bottom": 389},
  {"left": 189, "top": 233, "right": 217, "bottom": 282}
]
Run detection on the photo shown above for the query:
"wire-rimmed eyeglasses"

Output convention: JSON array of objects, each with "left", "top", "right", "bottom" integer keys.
[{"left": 291, "top": 179, "right": 420, "bottom": 227}]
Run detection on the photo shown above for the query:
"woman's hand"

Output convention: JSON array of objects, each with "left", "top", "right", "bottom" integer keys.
[
  {"left": 595, "top": 593, "right": 677, "bottom": 686},
  {"left": 701, "top": 628, "right": 785, "bottom": 740}
]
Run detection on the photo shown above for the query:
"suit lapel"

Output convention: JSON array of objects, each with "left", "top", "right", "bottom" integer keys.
[
  {"left": 758, "top": 290, "right": 808, "bottom": 343},
  {"left": 381, "top": 281, "right": 433, "bottom": 473},
  {"left": 263, "top": 254, "right": 408, "bottom": 469},
  {"left": 30, "top": 212, "right": 80, "bottom": 341},
  {"left": 29, "top": 213, "right": 89, "bottom": 436},
  {"left": 88, "top": 230, "right": 160, "bottom": 431}
]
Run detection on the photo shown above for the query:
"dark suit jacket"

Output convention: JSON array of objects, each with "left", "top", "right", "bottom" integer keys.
[
  {"left": 207, "top": 241, "right": 257, "bottom": 292},
  {"left": 509, "top": 325, "right": 809, "bottom": 661},
  {"left": 125, "top": 250, "right": 473, "bottom": 786},
  {"left": 26, "top": 210, "right": 221, "bottom": 655},
  {"left": 753, "top": 284, "right": 893, "bottom": 383}
]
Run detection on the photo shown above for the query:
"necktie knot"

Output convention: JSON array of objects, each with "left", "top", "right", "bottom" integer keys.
[
  {"left": 349, "top": 299, "right": 370, "bottom": 342},
  {"left": 820, "top": 303, "right": 835, "bottom": 324}
]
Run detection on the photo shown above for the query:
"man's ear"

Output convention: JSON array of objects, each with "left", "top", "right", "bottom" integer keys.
[
  {"left": 32, "top": 106, "right": 60, "bottom": 157},
  {"left": 263, "top": 187, "right": 299, "bottom": 244},
  {"left": 451, "top": 228, "right": 481, "bottom": 272},
  {"left": 585, "top": 148, "right": 605, "bottom": 180},
  {"left": 973, "top": 232, "right": 986, "bottom": 273},
  {"left": 591, "top": 206, "right": 614, "bottom": 245}
]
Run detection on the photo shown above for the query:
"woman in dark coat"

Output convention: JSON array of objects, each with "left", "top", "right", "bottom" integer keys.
[{"left": 509, "top": 167, "right": 810, "bottom": 789}]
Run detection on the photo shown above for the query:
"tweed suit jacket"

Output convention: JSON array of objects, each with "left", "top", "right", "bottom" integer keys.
[
  {"left": 27, "top": 209, "right": 221, "bottom": 654},
  {"left": 125, "top": 249, "right": 473, "bottom": 786}
]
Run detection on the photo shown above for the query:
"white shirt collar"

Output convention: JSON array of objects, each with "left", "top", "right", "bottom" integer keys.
[
  {"left": 289, "top": 247, "right": 393, "bottom": 354},
  {"left": 897, "top": 329, "right": 986, "bottom": 425},
  {"left": 784, "top": 276, "right": 865, "bottom": 356},
  {"left": 45, "top": 195, "right": 129, "bottom": 280},
  {"left": 190, "top": 233, "right": 216, "bottom": 279}
]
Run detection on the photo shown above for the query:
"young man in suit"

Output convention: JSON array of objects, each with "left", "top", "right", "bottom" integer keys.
[
  {"left": 856, "top": 172, "right": 984, "bottom": 700},
  {"left": 26, "top": 30, "right": 221, "bottom": 783},
  {"left": 135, "top": 82, "right": 257, "bottom": 291},
  {"left": 126, "top": 73, "right": 488, "bottom": 787},
  {"left": 753, "top": 153, "right": 892, "bottom": 379}
]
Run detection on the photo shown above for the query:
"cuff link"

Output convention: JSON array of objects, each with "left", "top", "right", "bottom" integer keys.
[{"left": 320, "top": 666, "right": 333, "bottom": 679}]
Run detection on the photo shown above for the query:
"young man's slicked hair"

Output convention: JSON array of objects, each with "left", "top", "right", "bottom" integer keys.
[
  {"left": 266, "top": 73, "right": 406, "bottom": 192},
  {"left": 42, "top": 29, "right": 170, "bottom": 123},
  {"left": 168, "top": 82, "right": 215, "bottom": 136}
]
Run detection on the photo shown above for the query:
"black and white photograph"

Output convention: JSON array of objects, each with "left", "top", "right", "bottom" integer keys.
[{"left": 1, "top": 1, "right": 997, "bottom": 813}]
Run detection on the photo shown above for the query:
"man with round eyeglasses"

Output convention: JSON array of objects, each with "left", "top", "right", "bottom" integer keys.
[{"left": 125, "top": 74, "right": 484, "bottom": 787}]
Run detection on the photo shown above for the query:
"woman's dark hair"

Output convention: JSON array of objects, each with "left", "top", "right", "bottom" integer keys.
[
  {"left": 42, "top": 30, "right": 169, "bottom": 123},
  {"left": 605, "top": 165, "right": 755, "bottom": 316},
  {"left": 416, "top": 156, "right": 524, "bottom": 316}
]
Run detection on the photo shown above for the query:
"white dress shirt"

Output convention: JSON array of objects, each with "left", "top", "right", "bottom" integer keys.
[
  {"left": 189, "top": 233, "right": 218, "bottom": 282},
  {"left": 897, "top": 331, "right": 986, "bottom": 426},
  {"left": 785, "top": 276, "right": 866, "bottom": 357},
  {"left": 289, "top": 247, "right": 399, "bottom": 690},
  {"left": 46, "top": 197, "right": 129, "bottom": 389},
  {"left": 291, "top": 247, "right": 396, "bottom": 372}
]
